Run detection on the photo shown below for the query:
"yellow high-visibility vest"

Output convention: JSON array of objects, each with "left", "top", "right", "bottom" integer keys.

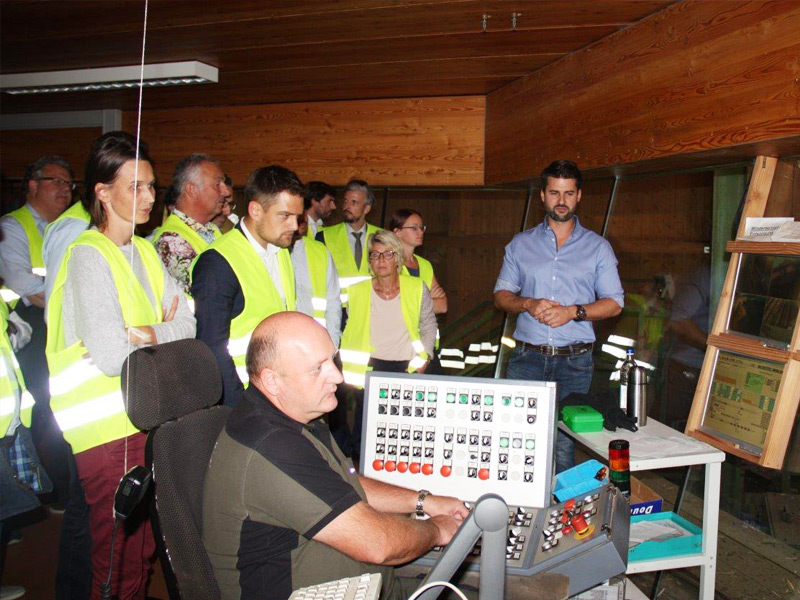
[
  {"left": 196, "top": 229, "right": 296, "bottom": 385},
  {"left": 339, "top": 275, "right": 428, "bottom": 388},
  {"left": 0, "top": 301, "right": 34, "bottom": 436},
  {"left": 1, "top": 205, "right": 45, "bottom": 306},
  {"left": 151, "top": 212, "right": 221, "bottom": 255},
  {"left": 319, "top": 222, "right": 382, "bottom": 305},
  {"left": 303, "top": 238, "right": 331, "bottom": 328},
  {"left": 46, "top": 230, "right": 165, "bottom": 454}
]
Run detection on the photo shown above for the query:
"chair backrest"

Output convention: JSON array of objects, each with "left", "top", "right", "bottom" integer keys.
[{"left": 123, "top": 339, "right": 228, "bottom": 600}]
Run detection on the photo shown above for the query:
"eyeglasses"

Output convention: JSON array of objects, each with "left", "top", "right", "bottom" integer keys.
[
  {"left": 37, "top": 177, "right": 76, "bottom": 191},
  {"left": 400, "top": 225, "right": 426, "bottom": 232},
  {"left": 369, "top": 250, "right": 396, "bottom": 261}
]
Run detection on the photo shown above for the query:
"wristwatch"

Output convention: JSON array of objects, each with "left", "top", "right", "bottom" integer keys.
[
  {"left": 415, "top": 489, "right": 431, "bottom": 517},
  {"left": 574, "top": 305, "right": 587, "bottom": 322}
]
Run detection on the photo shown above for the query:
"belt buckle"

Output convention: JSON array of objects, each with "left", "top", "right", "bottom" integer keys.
[{"left": 542, "top": 345, "right": 557, "bottom": 356}]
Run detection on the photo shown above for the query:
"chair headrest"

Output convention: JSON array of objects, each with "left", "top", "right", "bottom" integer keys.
[{"left": 122, "top": 339, "right": 223, "bottom": 430}]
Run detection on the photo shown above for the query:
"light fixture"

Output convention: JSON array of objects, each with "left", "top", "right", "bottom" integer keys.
[{"left": 0, "top": 61, "right": 218, "bottom": 95}]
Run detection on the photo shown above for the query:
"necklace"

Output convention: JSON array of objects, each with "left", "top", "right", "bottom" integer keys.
[{"left": 374, "top": 283, "right": 399, "bottom": 300}]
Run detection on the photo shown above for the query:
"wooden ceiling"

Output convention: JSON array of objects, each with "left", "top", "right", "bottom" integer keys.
[{"left": 0, "top": 0, "right": 674, "bottom": 114}]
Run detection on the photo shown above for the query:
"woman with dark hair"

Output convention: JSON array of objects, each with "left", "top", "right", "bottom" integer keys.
[
  {"left": 45, "top": 131, "right": 195, "bottom": 600},
  {"left": 389, "top": 208, "right": 447, "bottom": 314}
]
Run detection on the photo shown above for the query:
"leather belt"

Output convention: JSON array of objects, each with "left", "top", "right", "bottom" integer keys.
[{"left": 518, "top": 341, "right": 593, "bottom": 357}]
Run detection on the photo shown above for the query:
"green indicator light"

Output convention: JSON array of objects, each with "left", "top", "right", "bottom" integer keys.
[
  {"left": 525, "top": 440, "right": 535, "bottom": 450},
  {"left": 416, "top": 391, "right": 424, "bottom": 401},
  {"left": 502, "top": 396, "right": 511, "bottom": 406},
  {"left": 459, "top": 394, "right": 468, "bottom": 404},
  {"left": 446, "top": 393, "right": 456, "bottom": 403},
  {"left": 379, "top": 389, "right": 388, "bottom": 399},
  {"left": 428, "top": 392, "right": 437, "bottom": 402},
  {"left": 500, "top": 437, "right": 509, "bottom": 448},
  {"left": 514, "top": 397, "right": 524, "bottom": 407},
  {"left": 484, "top": 396, "right": 494, "bottom": 406}
]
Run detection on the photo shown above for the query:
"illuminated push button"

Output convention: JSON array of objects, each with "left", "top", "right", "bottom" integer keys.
[
  {"left": 372, "top": 460, "right": 384, "bottom": 471},
  {"left": 459, "top": 394, "right": 468, "bottom": 404},
  {"left": 397, "top": 462, "right": 408, "bottom": 473},
  {"left": 502, "top": 396, "right": 511, "bottom": 406},
  {"left": 499, "top": 437, "right": 509, "bottom": 448},
  {"left": 514, "top": 397, "right": 524, "bottom": 408},
  {"left": 484, "top": 395, "right": 494, "bottom": 406},
  {"left": 428, "top": 392, "right": 437, "bottom": 402},
  {"left": 416, "top": 391, "right": 424, "bottom": 401},
  {"left": 478, "top": 468, "right": 490, "bottom": 481},
  {"left": 512, "top": 438, "right": 522, "bottom": 449},
  {"left": 422, "top": 463, "right": 434, "bottom": 476},
  {"left": 525, "top": 439, "right": 535, "bottom": 451},
  {"left": 384, "top": 461, "right": 396, "bottom": 472},
  {"left": 409, "top": 462, "right": 421, "bottom": 474},
  {"left": 379, "top": 388, "right": 388, "bottom": 399},
  {"left": 446, "top": 393, "right": 456, "bottom": 403},
  {"left": 440, "top": 465, "right": 452, "bottom": 477}
]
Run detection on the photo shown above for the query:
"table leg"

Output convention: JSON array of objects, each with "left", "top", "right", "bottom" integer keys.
[{"left": 698, "top": 462, "right": 721, "bottom": 600}]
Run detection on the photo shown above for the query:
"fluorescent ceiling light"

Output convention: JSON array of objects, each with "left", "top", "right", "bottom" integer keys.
[{"left": 0, "top": 61, "right": 218, "bottom": 95}]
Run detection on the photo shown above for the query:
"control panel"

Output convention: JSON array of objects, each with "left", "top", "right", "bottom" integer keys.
[{"left": 360, "top": 372, "right": 558, "bottom": 508}]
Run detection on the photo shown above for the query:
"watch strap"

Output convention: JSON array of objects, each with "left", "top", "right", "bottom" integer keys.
[{"left": 415, "top": 489, "right": 430, "bottom": 517}]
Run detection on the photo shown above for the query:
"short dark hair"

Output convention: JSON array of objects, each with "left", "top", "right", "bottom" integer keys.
[
  {"left": 83, "top": 131, "right": 151, "bottom": 228},
  {"left": 172, "top": 154, "right": 217, "bottom": 198},
  {"left": 304, "top": 181, "right": 336, "bottom": 211},
  {"left": 23, "top": 155, "right": 73, "bottom": 192},
  {"left": 344, "top": 179, "right": 375, "bottom": 206},
  {"left": 245, "top": 165, "right": 305, "bottom": 209},
  {"left": 389, "top": 208, "right": 421, "bottom": 231},
  {"left": 540, "top": 160, "right": 582, "bottom": 191}
]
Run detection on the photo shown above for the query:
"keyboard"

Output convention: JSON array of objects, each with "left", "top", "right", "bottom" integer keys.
[{"left": 288, "top": 573, "right": 382, "bottom": 600}]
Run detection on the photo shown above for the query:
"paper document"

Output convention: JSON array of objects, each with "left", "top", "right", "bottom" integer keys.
[
  {"left": 739, "top": 217, "right": 794, "bottom": 240},
  {"left": 770, "top": 221, "right": 800, "bottom": 242},
  {"left": 629, "top": 519, "right": 694, "bottom": 549}
]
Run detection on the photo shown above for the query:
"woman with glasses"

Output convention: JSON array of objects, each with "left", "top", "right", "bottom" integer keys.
[
  {"left": 339, "top": 230, "right": 436, "bottom": 458},
  {"left": 390, "top": 208, "right": 447, "bottom": 314},
  {"left": 46, "top": 131, "right": 195, "bottom": 600}
]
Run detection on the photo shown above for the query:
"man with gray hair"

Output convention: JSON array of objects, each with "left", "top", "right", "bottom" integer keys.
[
  {"left": 152, "top": 154, "right": 229, "bottom": 294},
  {"left": 315, "top": 179, "right": 382, "bottom": 306}
]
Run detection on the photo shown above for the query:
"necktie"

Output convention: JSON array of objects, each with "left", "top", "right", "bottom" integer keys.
[{"left": 353, "top": 232, "right": 363, "bottom": 269}]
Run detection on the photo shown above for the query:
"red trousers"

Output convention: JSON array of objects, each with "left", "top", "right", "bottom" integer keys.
[{"left": 75, "top": 433, "right": 154, "bottom": 600}]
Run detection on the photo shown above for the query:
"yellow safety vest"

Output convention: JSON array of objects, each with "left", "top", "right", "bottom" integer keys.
[
  {"left": 0, "top": 301, "right": 34, "bottom": 436},
  {"left": 1, "top": 205, "right": 45, "bottom": 306},
  {"left": 45, "top": 201, "right": 90, "bottom": 236},
  {"left": 46, "top": 231, "right": 165, "bottom": 454},
  {"left": 401, "top": 254, "right": 434, "bottom": 290},
  {"left": 197, "top": 229, "right": 296, "bottom": 385},
  {"left": 320, "top": 222, "right": 382, "bottom": 304},
  {"left": 303, "top": 238, "right": 331, "bottom": 328},
  {"left": 339, "top": 275, "right": 428, "bottom": 388},
  {"left": 151, "top": 212, "right": 221, "bottom": 256}
]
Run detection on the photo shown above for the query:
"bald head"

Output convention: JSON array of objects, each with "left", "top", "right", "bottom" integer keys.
[{"left": 246, "top": 312, "right": 343, "bottom": 423}]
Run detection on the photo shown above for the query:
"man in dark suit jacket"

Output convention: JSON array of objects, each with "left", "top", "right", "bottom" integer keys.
[{"left": 191, "top": 165, "right": 305, "bottom": 406}]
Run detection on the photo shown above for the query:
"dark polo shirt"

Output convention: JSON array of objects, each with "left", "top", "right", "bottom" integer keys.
[{"left": 202, "top": 385, "right": 399, "bottom": 600}]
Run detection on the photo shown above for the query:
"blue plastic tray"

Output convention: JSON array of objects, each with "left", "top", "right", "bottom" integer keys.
[
  {"left": 628, "top": 511, "right": 702, "bottom": 562},
  {"left": 553, "top": 459, "right": 608, "bottom": 502}
]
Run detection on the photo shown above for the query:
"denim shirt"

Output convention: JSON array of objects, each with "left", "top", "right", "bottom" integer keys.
[{"left": 494, "top": 216, "right": 624, "bottom": 346}]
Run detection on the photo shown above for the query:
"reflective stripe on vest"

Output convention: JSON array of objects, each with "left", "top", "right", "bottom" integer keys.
[
  {"left": 46, "top": 231, "right": 165, "bottom": 454},
  {"left": 198, "top": 229, "right": 296, "bottom": 385},
  {"left": 0, "top": 301, "right": 33, "bottom": 434},
  {"left": 402, "top": 254, "right": 440, "bottom": 350},
  {"left": 339, "top": 275, "right": 428, "bottom": 389},
  {"left": 3, "top": 205, "right": 45, "bottom": 307}
]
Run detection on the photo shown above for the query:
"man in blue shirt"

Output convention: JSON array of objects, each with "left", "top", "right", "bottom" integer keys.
[{"left": 494, "top": 160, "right": 624, "bottom": 472}]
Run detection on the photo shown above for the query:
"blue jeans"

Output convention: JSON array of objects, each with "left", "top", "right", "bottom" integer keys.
[{"left": 507, "top": 346, "right": 594, "bottom": 473}]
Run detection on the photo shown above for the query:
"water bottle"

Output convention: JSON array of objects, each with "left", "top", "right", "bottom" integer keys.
[
  {"left": 619, "top": 348, "right": 636, "bottom": 410},
  {"left": 627, "top": 365, "right": 648, "bottom": 426}
]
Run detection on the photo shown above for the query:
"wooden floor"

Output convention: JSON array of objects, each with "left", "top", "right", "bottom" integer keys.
[{"left": 4, "top": 471, "right": 800, "bottom": 600}]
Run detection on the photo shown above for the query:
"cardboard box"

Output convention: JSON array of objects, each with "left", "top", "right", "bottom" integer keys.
[{"left": 629, "top": 477, "right": 663, "bottom": 516}]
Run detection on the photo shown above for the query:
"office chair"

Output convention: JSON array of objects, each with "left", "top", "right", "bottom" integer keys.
[{"left": 123, "top": 339, "right": 229, "bottom": 600}]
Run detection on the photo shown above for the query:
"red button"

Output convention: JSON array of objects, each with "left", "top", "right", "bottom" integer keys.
[
  {"left": 385, "top": 461, "right": 396, "bottom": 472},
  {"left": 565, "top": 499, "right": 576, "bottom": 511},
  {"left": 560, "top": 514, "right": 570, "bottom": 524},
  {"left": 440, "top": 465, "right": 452, "bottom": 477},
  {"left": 478, "top": 468, "right": 490, "bottom": 480},
  {"left": 562, "top": 526, "right": 573, "bottom": 535},
  {"left": 372, "top": 460, "right": 384, "bottom": 471},
  {"left": 409, "top": 462, "right": 421, "bottom": 474},
  {"left": 422, "top": 463, "right": 434, "bottom": 475},
  {"left": 571, "top": 515, "right": 589, "bottom": 535},
  {"left": 397, "top": 462, "right": 408, "bottom": 473}
]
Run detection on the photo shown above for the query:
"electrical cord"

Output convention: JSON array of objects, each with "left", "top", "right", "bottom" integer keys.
[
  {"left": 407, "top": 580, "right": 469, "bottom": 600},
  {"left": 99, "top": 517, "right": 120, "bottom": 600}
]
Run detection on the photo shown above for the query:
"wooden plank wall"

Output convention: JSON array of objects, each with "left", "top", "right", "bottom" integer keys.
[
  {"left": 485, "top": 0, "right": 800, "bottom": 184},
  {"left": 121, "top": 96, "right": 485, "bottom": 188}
]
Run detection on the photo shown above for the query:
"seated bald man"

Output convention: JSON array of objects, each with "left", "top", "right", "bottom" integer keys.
[{"left": 202, "top": 312, "right": 468, "bottom": 600}]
